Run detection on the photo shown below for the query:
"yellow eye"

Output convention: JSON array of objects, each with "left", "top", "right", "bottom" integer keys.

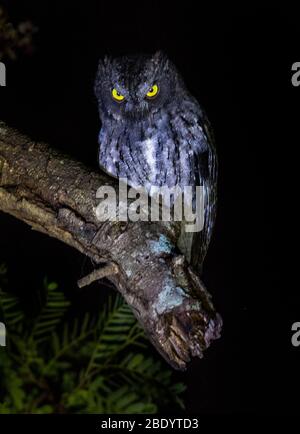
[
  {"left": 112, "top": 88, "right": 125, "bottom": 102},
  {"left": 146, "top": 84, "right": 159, "bottom": 98}
]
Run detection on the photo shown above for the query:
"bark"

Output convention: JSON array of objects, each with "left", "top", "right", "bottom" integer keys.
[{"left": 0, "top": 121, "right": 222, "bottom": 370}]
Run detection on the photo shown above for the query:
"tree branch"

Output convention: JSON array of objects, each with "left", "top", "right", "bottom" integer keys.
[
  {"left": 0, "top": 121, "right": 222, "bottom": 370},
  {"left": 77, "top": 263, "right": 119, "bottom": 288}
]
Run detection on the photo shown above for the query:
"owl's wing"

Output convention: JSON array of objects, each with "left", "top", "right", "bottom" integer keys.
[{"left": 190, "top": 117, "right": 218, "bottom": 272}]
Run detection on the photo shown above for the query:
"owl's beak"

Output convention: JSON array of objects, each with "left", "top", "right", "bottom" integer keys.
[{"left": 123, "top": 101, "right": 150, "bottom": 121}]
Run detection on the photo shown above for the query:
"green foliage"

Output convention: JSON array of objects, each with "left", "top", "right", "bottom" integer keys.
[{"left": 0, "top": 268, "right": 185, "bottom": 414}]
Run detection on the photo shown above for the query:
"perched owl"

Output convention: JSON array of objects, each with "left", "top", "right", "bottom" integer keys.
[{"left": 94, "top": 51, "right": 217, "bottom": 271}]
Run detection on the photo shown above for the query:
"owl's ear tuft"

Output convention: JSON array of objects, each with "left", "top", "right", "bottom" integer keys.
[
  {"left": 95, "top": 58, "right": 106, "bottom": 95},
  {"left": 152, "top": 50, "right": 169, "bottom": 70},
  {"left": 95, "top": 59, "right": 104, "bottom": 77},
  {"left": 153, "top": 50, "right": 166, "bottom": 61},
  {"left": 96, "top": 56, "right": 112, "bottom": 75},
  {"left": 103, "top": 55, "right": 111, "bottom": 67}
]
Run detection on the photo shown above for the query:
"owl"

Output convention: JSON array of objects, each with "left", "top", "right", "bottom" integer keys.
[{"left": 94, "top": 51, "right": 217, "bottom": 270}]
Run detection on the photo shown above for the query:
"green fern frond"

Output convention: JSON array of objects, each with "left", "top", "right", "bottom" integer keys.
[
  {"left": 82, "top": 295, "right": 145, "bottom": 381},
  {"left": 0, "top": 289, "right": 24, "bottom": 331},
  {"left": 104, "top": 386, "right": 157, "bottom": 414},
  {"left": 31, "top": 279, "right": 70, "bottom": 343},
  {"left": 101, "top": 353, "right": 170, "bottom": 392},
  {"left": 65, "top": 382, "right": 157, "bottom": 414},
  {"left": 43, "top": 312, "right": 98, "bottom": 373},
  {"left": 0, "top": 271, "right": 186, "bottom": 414},
  {"left": 0, "top": 264, "right": 23, "bottom": 330}
]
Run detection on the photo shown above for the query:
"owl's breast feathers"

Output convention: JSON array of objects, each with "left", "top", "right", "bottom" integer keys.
[
  {"left": 98, "top": 100, "right": 217, "bottom": 268},
  {"left": 99, "top": 101, "right": 209, "bottom": 187}
]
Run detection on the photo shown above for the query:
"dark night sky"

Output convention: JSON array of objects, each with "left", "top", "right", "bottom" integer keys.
[{"left": 0, "top": 2, "right": 297, "bottom": 414}]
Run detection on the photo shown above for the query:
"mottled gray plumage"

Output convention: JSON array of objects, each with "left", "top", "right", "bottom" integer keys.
[{"left": 94, "top": 51, "right": 217, "bottom": 270}]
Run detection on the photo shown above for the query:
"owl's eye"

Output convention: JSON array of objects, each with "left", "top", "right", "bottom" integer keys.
[
  {"left": 146, "top": 84, "right": 159, "bottom": 99},
  {"left": 112, "top": 88, "right": 125, "bottom": 102}
]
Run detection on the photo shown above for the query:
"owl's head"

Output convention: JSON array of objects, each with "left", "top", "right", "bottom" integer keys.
[{"left": 94, "top": 51, "right": 184, "bottom": 121}]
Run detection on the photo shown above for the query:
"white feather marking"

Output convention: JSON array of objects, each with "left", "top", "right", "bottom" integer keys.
[{"left": 143, "top": 137, "right": 157, "bottom": 181}]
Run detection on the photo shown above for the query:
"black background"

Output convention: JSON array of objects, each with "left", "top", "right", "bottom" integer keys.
[{"left": 0, "top": 2, "right": 297, "bottom": 414}]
